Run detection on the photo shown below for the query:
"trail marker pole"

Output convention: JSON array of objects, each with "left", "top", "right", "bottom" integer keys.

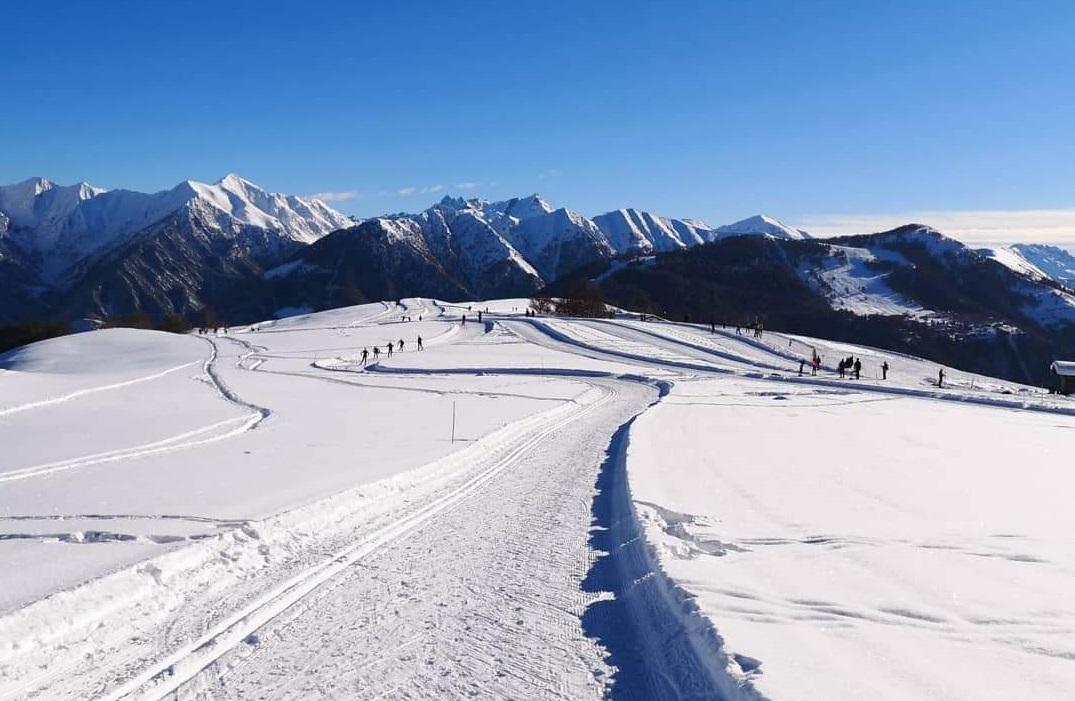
[{"left": 451, "top": 400, "right": 457, "bottom": 443}]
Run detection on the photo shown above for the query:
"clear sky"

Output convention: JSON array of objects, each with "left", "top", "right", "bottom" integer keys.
[{"left": 3, "top": 0, "right": 1074, "bottom": 245}]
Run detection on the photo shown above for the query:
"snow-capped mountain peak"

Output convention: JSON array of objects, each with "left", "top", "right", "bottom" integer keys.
[
  {"left": 493, "top": 194, "right": 555, "bottom": 221},
  {"left": 0, "top": 174, "right": 353, "bottom": 283},
  {"left": 715, "top": 214, "right": 812, "bottom": 240}
]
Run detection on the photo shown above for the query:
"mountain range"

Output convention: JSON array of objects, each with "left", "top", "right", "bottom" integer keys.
[
  {"left": 3, "top": 174, "right": 1075, "bottom": 384},
  {"left": 0, "top": 175, "right": 814, "bottom": 324}
]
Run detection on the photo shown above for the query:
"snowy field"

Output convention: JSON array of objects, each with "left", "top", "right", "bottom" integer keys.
[{"left": 1, "top": 298, "right": 1073, "bottom": 700}]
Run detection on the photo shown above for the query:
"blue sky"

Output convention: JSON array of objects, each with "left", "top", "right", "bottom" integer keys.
[{"left": 3, "top": 0, "right": 1074, "bottom": 244}]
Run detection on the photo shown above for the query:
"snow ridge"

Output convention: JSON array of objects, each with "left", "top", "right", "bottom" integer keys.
[
  {"left": 715, "top": 214, "right": 811, "bottom": 241},
  {"left": 0, "top": 175, "right": 352, "bottom": 283}
]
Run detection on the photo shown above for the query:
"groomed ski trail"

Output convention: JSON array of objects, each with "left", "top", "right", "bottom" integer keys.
[{"left": 90, "top": 379, "right": 625, "bottom": 701}]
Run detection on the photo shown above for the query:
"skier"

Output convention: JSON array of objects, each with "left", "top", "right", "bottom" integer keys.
[
  {"left": 373, "top": 346, "right": 380, "bottom": 359},
  {"left": 938, "top": 368, "right": 945, "bottom": 387},
  {"left": 838, "top": 358, "right": 846, "bottom": 379},
  {"left": 853, "top": 358, "right": 861, "bottom": 380},
  {"left": 799, "top": 359, "right": 805, "bottom": 376},
  {"left": 417, "top": 335, "right": 423, "bottom": 350},
  {"left": 387, "top": 341, "right": 394, "bottom": 356},
  {"left": 398, "top": 338, "right": 405, "bottom": 351},
  {"left": 881, "top": 361, "right": 889, "bottom": 380},
  {"left": 361, "top": 348, "right": 369, "bottom": 365},
  {"left": 478, "top": 310, "right": 482, "bottom": 323},
  {"left": 461, "top": 314, "right": 467, "bottom": 326}
]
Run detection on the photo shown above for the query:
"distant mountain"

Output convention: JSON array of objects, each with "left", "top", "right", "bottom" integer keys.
[
  {"left": 591, "top": 209, "right": 720, "bottom": 253},
  {"left": 981, "top": 243, "right": 1075, "bottom": 289},
  {"left": 258, "top": 195, "right": 735, "bottom": 317},
  {"left": 588, "top": 224, "right": 1075, "bottom": 385},
  {"left": 714, "top": 214, "right": 812, "bottom": 241},
  {"left": 0, "top": 175, "right": 353, "bottom": 321}
]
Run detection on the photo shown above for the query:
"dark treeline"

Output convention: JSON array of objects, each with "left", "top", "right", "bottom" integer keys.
[{"left": 0, "top": 309, "right": 218, "bottom": 357}]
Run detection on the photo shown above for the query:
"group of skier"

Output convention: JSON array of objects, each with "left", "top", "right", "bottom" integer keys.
[
  {"left": 359, "top": 335, "right": 423, "bottom": 365},
  {"left": 797, "top": 350, "right": 891, "bottom": 381}
]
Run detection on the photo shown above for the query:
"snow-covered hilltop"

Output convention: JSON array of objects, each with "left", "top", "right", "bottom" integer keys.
[{"left": 714, "top": 213, "right": 812, "bottom": 240}]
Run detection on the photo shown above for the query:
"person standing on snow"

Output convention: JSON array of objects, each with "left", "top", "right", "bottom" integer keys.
[
  {"left": 938, "top": 368, "right": 945, "bottom": 387},
  {"left": 853, "top": 358, "right": 862, "bottom": 380},
  {"left": 881, "top": 361, "right": 889, "bottom": 380},
  {"left": 361, "top": 348, "right": 369, "bottom": 365},
  {"left": 417, "top": 335, "right": 423, "bottom": 350}
]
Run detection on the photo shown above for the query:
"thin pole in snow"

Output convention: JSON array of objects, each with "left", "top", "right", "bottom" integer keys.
[{"left": 451, "top": 400, "right": 457, "bottom": 443}]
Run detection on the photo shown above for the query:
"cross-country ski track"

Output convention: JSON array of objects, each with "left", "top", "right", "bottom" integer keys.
[{"left": 2, "top": 298, "right": 1074, "bottom": 701}]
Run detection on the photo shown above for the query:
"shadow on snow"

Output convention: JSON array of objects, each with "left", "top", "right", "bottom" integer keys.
[{"left": 582, "top": 413, "right": 768, "bottom": 701}]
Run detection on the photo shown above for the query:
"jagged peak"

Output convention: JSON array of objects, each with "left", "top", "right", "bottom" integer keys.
[
  {"left": 215, "top": 173, "right": 265, "bottom": 194},
  {"left": 435, "top": 194, "right": 484, "bottom": 212}
]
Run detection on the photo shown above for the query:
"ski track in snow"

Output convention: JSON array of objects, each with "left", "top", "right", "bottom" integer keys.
[
  {"left": 0, "top": 361, "right": 201, "bottom": 418},
  {"left": 5, "top": 299, "right": 1075, "bottom": 701},
  {"left": 92, "top": 379, "right": 632, "bottom": 701},
  {"left": 175, "top": 378, "right": 647, "bottom": 701},
  {"left": 0, "top": 338, "right": 267, "bottom": 485}
]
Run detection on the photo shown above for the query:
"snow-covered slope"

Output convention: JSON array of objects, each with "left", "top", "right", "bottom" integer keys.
[
  {"left": 592, "top": 209, "right": 719, "bottom": 254},
  {"left": 982, "top": 243, "right": 1075, "bottom": 288},
  {"left": 0, "top": 175, "right": 352, "bottom": 283},
  {"left": 4, "top": 301, "right": 1075, "bottom": 700},
  {"left": 714, "top": 214, "right": 812, "bottom": 240}
]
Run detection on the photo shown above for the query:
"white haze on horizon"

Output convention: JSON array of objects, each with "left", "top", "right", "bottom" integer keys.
[{"left": 792, "top": 209, "right": 1075, "bottom": 252}]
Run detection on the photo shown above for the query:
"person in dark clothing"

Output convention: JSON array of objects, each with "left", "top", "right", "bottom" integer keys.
[
  {"left": 373, "top": 346, "right": 380, "bottom": 358},
  {"left": 799, "top": 359, "right": 805, "bottom": 376},
  {"left": 477, "top": 310, "right": 482, "bottom": 322},
  {"left": 361, "top": 348, "right": 369, "bottom": 365},
  {"left": 938, "top": 368, "right": 945, "bottom": 387},
  {"left": 417, "top": 336, "right": 423, "bottom": 350},
  {"left": 461, "top": 314, "right": 467, "bottom": 326},
  {"left": 399, "top": 338, "right": 405, "bottom": 351},
  {"left": 853, "top": 358, "right": 861, "bottom": 380},
  {"left": 387, "top": 341, "right": 393, "bottom": 356},
  {"left": 838, "top": 359, "right": 846, "bottom": 378},
  {"left": 881, "top": 361, "right": 889, "bottom": 380}
]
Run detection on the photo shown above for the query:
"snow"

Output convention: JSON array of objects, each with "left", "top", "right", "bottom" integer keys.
[
  {"left": 985, "top": 243, "right": 1075, "bottom": 288},
  {"left": 2, "top": 298, "right": 1074, "bottom": 700},
  {"left": 802, "top": 244, "right": 931, "bottom": 317},
  {"left": 0, "top": 175, "right": 352, "bottom": 282},
  {"left": 715, "top": 214, "right": 812, "bottom": 240},
  {"left": 628, "top": 378, "right": 1075, "bottom": 701},
  {"left": 592, "top": 208, "right": 718, "bottom": 254},
  {"left": 981, "top": 244, "right": 1049, "bottom": 280}
]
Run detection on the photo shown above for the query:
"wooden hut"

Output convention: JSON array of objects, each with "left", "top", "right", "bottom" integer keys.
[{"left": 1050, "top": 360, "right": 1075, "bottom": 395}]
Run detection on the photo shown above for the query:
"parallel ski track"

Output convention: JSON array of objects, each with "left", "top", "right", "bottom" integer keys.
[
  {"left": 511, "top": 318, "right": 1075, "bottom": 418},
  {"left": 97, "top": 379, "right": 616, "bottom": 701},
  {"left": 0, "top": 339, "right": 266, "bottom": 485},
  {"left": 0, "top": 361, "right": 200, "bottom": 418}
]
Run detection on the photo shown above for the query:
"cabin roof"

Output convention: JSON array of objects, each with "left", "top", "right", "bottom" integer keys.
[{"left": 1051, "top": 360, "right": 1075, "bottom": 376}]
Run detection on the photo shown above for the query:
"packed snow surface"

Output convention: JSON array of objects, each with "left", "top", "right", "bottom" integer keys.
[{"left": 1, "top": 299, "right": 1073, "bottom": 700}]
